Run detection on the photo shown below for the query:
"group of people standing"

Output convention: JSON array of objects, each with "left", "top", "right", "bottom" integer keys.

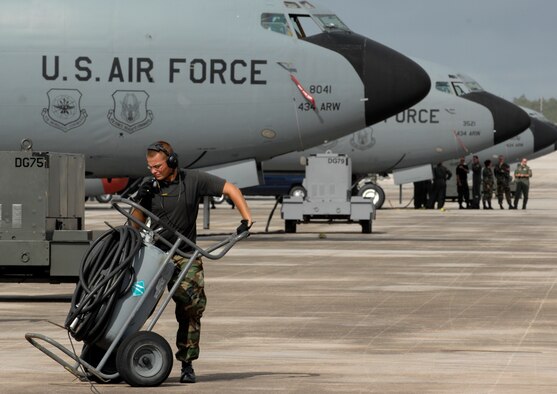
[{"left": 416, "top": 155, "right": 532, "bottom": 210}]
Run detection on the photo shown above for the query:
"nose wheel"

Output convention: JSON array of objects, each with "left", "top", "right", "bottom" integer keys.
[{"left": 116, "top": 331, "right": 173, "bottom": 387}]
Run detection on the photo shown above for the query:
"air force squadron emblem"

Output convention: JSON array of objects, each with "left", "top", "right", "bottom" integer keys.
[
  {"left": 42, "top": 89, "right": 87, "bottom": 132},
  {"left": 350, "top": 127, "right": 376, "bottom": 150},
  {"left": 108, "top": 90, "right": 153, "bottom": 134}
]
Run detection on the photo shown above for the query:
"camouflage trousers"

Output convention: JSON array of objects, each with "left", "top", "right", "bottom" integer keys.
[
  {"left": 496, "top": 181, "right": 512, "bottom": 206},
  {"left": 482, "top": 182, "right": 493, "bottom": 201},
  {"left": 169, "top": 256, "right": 206, "bottom": 363}
]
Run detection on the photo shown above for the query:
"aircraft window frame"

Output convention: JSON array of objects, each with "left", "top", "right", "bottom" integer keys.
[
  {"left": 289, "top": 14, "right": 322, "bottom": 39},
  {"left": 463, "top": 80, "right": 484, "bottom": 93},
  {"left": 315, "top": 14, "right": 349, "bottom": 32},
  {"left": 457, "top": 73, "right": 485, "bottom": 92},
  {"left": 452, "top": 82, "right": 467, "bottom": 97},
  {"left": 261, "top": 13, "right": 293, "bottom": 36},
  {"left": 435, "top": 82, "right": 453, "bottom": 95},
  {"left": 300, "top": 1, "right": 315, "bottom": 9},
  {"left": 284, "top": 1, "right": 301, "bottom": 8}
]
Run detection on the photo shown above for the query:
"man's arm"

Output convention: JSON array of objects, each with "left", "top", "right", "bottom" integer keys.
[
  {"left": 129, "top": 180, "right": 156, "bottom": 229},
  {"left": 130, "top": 207, "right": 146, "bottom": 229},
  {"left": 222, "top": 182, "right": 252, "bottom": 225}
]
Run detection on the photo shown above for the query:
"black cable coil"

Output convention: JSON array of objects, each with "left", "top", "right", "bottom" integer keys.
[{"left": 65, "top": 225, "right": 143, "bottom": 344}]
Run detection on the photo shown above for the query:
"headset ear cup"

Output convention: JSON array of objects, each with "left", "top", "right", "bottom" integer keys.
[{"left": 167, "top": 152, "right": 179, "bottom": 169}]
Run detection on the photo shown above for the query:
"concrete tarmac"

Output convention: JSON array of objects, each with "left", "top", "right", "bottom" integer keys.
[{"left": 1, "top": 153, "right": 556, "bottom": 393}]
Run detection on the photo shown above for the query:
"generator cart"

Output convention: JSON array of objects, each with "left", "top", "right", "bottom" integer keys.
[
  {"left": 281, "top": 152, "right": 375, "bottom": 233},
  {"left": 26, "top": 197, "right": 249, "bottom": 387}
]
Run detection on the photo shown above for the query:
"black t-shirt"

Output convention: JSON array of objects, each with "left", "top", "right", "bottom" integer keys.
[
  {"left": 139, "top": 169, "right": 225, "bottom": 250},
  {"left": 456, "top": 164, "right": 469, "bottom": 182}
]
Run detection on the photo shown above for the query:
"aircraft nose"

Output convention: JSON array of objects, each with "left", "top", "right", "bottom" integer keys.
[
  {"left": 461, "top": 91, "right": 530, "bottom": 144},
  {"left": 531, "top": 117, "right": 557, "bottom": 152},
  {"left": 304, "top": 31, "right": 431, "bottom": 126}
]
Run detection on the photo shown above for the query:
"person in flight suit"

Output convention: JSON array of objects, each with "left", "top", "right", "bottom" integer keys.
[
  {"left": 471, "top": 155, "right": 482, "bottom": 209},
  {"left": 455, "top": 157, "right": 470, "bottom": 209},
  {"left": 513, "top": 158, "right": 533, "bottom": 209},
  {"left": 427, "top": 162, "right": 452, "bottom": 209},
  {"left": 132, "top": 141, "right": 252, "bottom": 384},
  {"left": 482, "top": 159, "right": 494, "bottom": 209},
  {"left": 493, "top": 155, "right": 514, "bottom": 209}
]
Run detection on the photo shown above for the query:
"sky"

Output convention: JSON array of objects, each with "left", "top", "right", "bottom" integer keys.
[{"left": 316, "top": 0, "right": 557, "bottom": 103}]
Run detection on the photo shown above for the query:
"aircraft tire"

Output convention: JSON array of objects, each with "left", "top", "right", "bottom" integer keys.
[
  {"left": 212, "top": 194, "right": 226, "bottom": 205},
  {"left": 358, "top": 184, "right": 385, "bottom": 209},
  {"left": 95, "top": 194, "right": 112, "bottom": 203}
]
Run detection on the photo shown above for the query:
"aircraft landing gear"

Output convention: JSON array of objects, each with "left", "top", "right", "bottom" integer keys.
[{"left": 357, "top": 183, "right": 385, "bottom": 209}]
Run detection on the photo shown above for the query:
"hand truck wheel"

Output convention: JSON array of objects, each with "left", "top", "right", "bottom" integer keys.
[{"left": 116, "top": 331, "right": 173, "bottom": 387}]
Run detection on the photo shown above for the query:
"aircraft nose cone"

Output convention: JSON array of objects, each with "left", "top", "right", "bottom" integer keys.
[
  {"left": 461, "top": 91, "right": 530, "bottom": 144},
  {"left": 304, "top": 31, "right": 431, "bottom": 126},
  {"left": 531, "top": 118, "right": 557, "bottom": 152}
]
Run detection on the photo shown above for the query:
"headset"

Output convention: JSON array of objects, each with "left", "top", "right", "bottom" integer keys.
[{"left": 147, "top": 142, "right": 179, "bottom": 169}]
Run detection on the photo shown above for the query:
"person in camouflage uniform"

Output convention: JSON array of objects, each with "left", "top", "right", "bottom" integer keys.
[
  {"left": 133, "top": 141, "right": 252, "bottom": 384},
  {"left": 169, "top": 255, "right": 206, "bottom": 363},
  {"left": 493, "top": 155, "right": 514, "bottom": 209},
  {"left": 513, "top": 158, "right": 533, "bottom": 209},
  {"left": 481, "top": 159, "right": 494, "bottom": 209}
]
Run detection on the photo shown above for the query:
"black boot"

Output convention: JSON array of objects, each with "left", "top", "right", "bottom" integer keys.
[
  {"left": 180, "top": 361, "right": 196, "bottom": 383},
  {"left": 488, "top": 200, "right": 493, "bottom": 209},
  {"left": 499, "top": 203, "right": 504, "bottom": 209},
  {"left": 482, "top": 200, "right": 487, "bottom": 209}
]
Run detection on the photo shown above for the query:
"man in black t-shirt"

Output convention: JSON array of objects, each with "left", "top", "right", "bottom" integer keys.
[
  {"left": 132, "top": 141, "right": 252, "bottom": 384},
  {"left": 471, "top": 155, "right": 482, "bottom": 209}
]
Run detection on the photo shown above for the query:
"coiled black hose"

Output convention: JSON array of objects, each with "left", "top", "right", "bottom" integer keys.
[{"left": 65, "top": 225, "right": 143, "bottom": 344}]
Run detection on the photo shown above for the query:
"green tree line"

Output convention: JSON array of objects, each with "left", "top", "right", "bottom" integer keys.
[{"left": 513, "top": 95, "right": 557, "bottom": 124}]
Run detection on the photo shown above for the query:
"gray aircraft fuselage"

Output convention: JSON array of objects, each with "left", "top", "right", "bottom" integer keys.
[
  {"left": 447, "top": 108, "right": 557, "bottom": 168},
  {"left": 260, "top": 57, "right": 531, "bottom": 185},
  {"left": 263, "top": 88, "right": 493, "bottom": 174},
  {"left": 0, "top": 0, "right": 430, "bottom": 178},
  {"left": 441, "top": 107, "right": 557, "bottom": 199},
  {"left": 262, "top": 60, "right": 505, "bottom": 176}
]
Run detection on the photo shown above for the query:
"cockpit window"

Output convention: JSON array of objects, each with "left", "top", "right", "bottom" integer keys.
[
  {"left": 526, "top": 109, "right": 550, "bottom": 122},
  {"left": 452, "top": 82, "right": 467, "bottom": 97},
  {"left": 457, "top": 73, "right": 484, "bottom": 93},
  {"left": 435, "top": 82, "right": 452, "bottom": 95},
  {"left": 300, "top": 1, "right": 315, "bottom": 9},
  {"left": 289, "top": 14, "right": 322, "bottom": 38},
  {"left": 315, "top": 14, "right": 349, "bottom": 31},
  {"left": 284, "top": 1, "right": 301, "bottom": 8},
  {"left": 261, "top": 13, "right": 293, "bottom": 36},
  {"left": 463, "top": 80, "right": 483, "bottom": 93}
]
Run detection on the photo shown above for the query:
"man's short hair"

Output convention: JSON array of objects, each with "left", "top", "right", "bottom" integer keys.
[{"left": 147, "top": 140, "right": 174, "bottom": 157}]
